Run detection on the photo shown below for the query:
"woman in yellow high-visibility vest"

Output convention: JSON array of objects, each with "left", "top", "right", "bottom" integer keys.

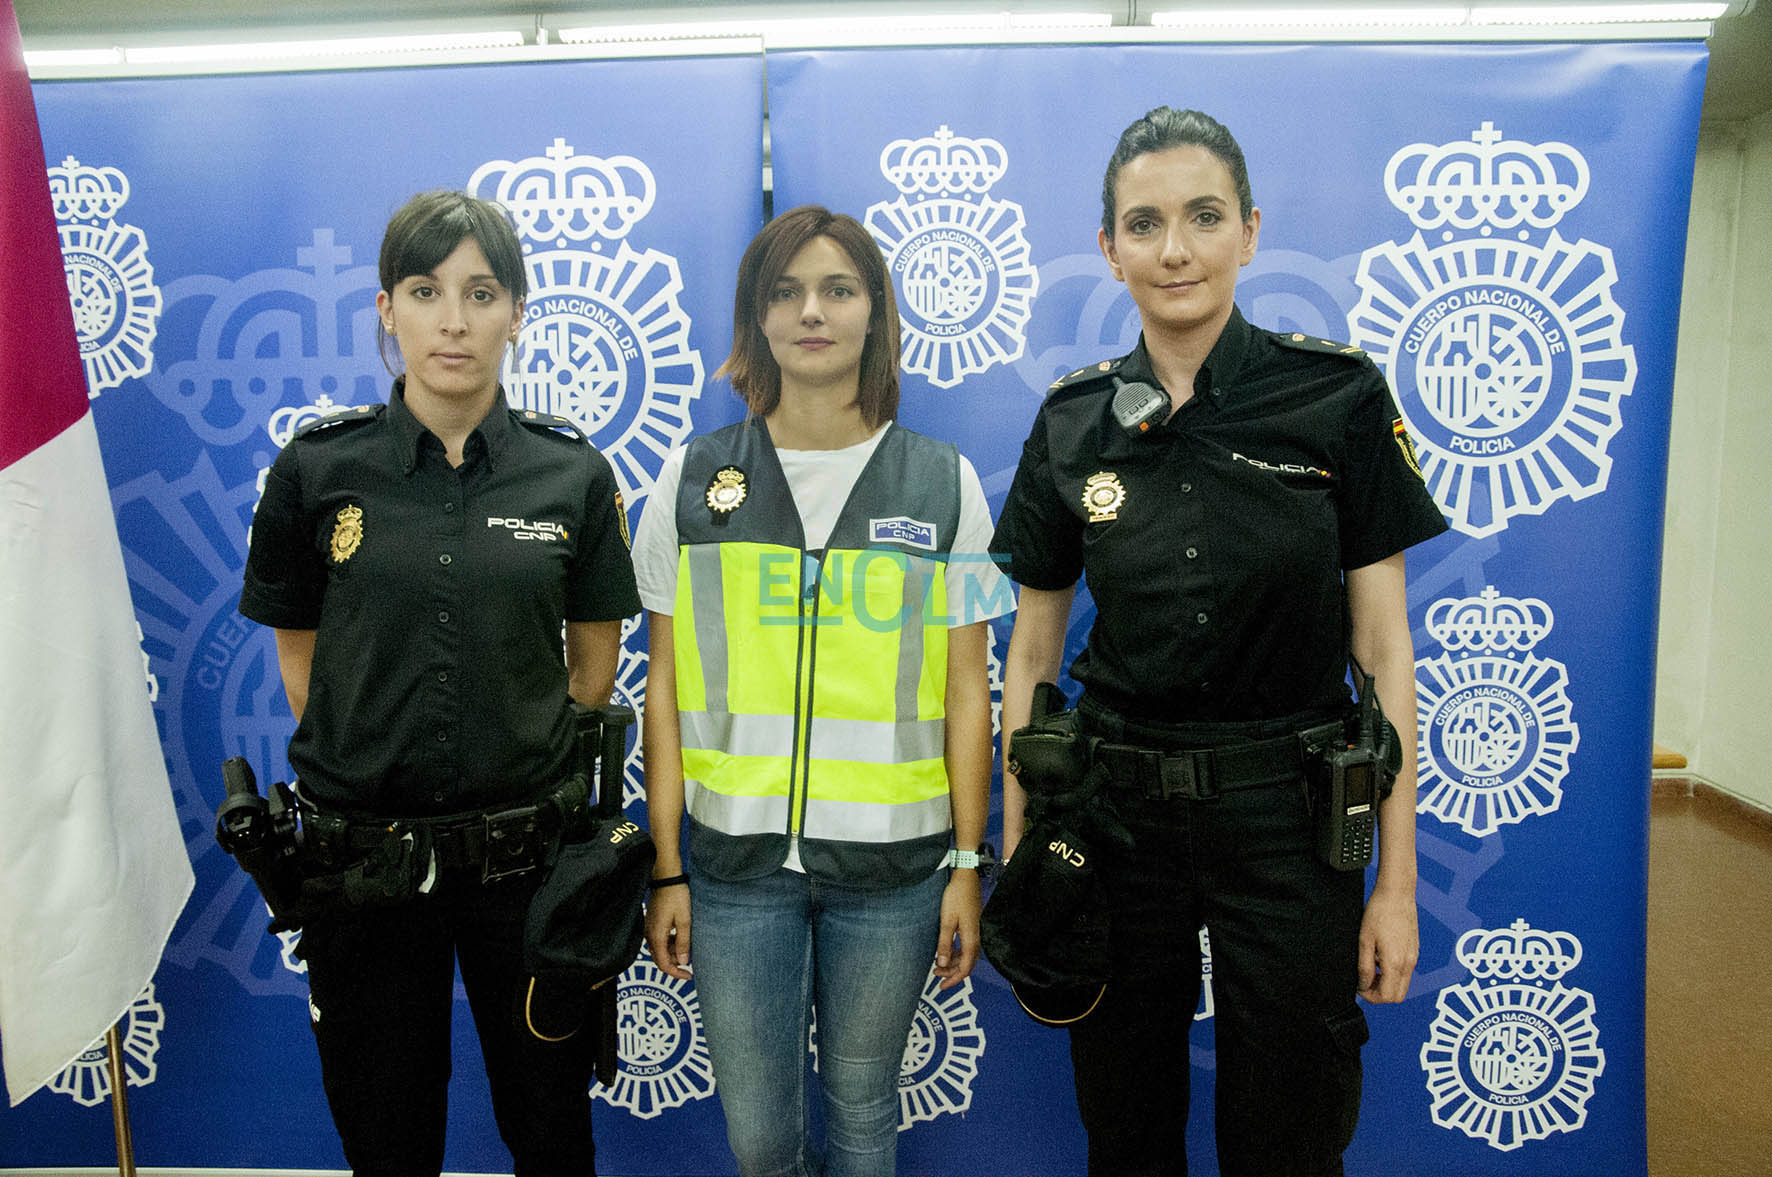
[{"left": 632, "top": 204, "right": 1012, "bottom": 1177}]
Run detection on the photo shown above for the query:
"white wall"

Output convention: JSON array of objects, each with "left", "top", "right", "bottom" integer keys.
[{"left": 1656, "top": 110, "right": 1772, "bottom": 807}]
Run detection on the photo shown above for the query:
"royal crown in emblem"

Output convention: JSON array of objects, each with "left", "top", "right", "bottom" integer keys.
[
  {"left": 469, "top": 137, "right": 656, "bottom": 248},
  {"left": 1425, "top": 586, "right": 1555, "bottom": 654},
  {"left": 1385, "top": 122, "right": 1589, "bottom": 234},
  {"left": 879, "top": 126, "right": 1010, "bottom": 196},
  {"left": 1455, "top": 919, "right": 1583, "bottom": 983}
]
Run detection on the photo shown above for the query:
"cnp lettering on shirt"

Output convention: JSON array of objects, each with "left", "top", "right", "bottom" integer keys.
[{"left": 488, "top": 517, "right": 568, "bottom": 542}]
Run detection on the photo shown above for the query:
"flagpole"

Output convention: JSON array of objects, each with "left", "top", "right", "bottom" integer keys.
[{"left": 104, "top": 1022, "right": 138, "bottom": 1177}]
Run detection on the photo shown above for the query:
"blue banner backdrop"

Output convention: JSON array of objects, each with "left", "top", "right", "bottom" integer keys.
[
  {"left": 4, "top": 54, "right": 760, "bottom": 1171},
  {"left": 768, "top": 40, "right": 1705, "bottom": 1177},
  {"left": 0, "top": 38, "right": 1705, "bottom": 1177}
]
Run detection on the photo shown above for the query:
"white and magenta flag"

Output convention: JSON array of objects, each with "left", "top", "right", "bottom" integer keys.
[{"left": 0, "top": 0, "right": 192, "bottom": 1106}]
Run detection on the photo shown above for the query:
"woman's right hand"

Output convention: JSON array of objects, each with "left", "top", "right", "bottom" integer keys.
[{"left": 645, "top": 883, "right": 692, "bottom": 979}]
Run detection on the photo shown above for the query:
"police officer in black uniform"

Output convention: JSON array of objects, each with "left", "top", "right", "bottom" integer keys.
[
  {"left": 240, "top": 190, "right": 640, "bottom": 1175},
  {"left": 991, "top": 109, "right": 1447, "bottom": 1176}
]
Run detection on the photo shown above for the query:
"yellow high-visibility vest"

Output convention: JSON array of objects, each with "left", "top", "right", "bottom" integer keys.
[{"left": 673, "top": 420, "right": 961, "bottom": 885}]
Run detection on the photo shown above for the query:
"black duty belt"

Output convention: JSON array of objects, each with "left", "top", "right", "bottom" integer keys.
[
  {"left": 308, "top": 793, "right": 570, "bottom": 882},
  {"left": 1093, "top": 720, "right": 1344, "bottom": 801}
]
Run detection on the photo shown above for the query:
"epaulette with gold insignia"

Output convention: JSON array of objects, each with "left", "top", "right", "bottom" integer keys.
[
  {"left": 292, "top": 403, "right": 382, "bottom": 438},
  {"left": 1045, "top": 356, "right": 1125, "bottom": 399},
  {"left": 516, "top": 409, "right": 589, "bottom": 443},
  {"left": 1271, "top": 331, "right": 1367, "bottom": 361}
]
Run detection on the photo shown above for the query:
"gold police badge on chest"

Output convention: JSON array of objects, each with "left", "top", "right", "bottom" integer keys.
[
  {"left": 1082, "top": 472, "right": 1125, "bottom": 523},
  {"left": 330, "top": 504, "right": 363, "bottom": 563},
  {"left": 706, "top": 466, "right": 748, "bottom": 514}
]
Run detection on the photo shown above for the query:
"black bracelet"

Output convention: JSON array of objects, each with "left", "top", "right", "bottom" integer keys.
[{"left": 647, "top": 874, "right": 688, "bottom": 891}]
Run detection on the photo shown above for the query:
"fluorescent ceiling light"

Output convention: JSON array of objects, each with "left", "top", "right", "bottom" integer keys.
[
  {"left": 1008, "top": 12, "right": 1117, "bottom": 27},
  {"left": 1149, "top": 2, "right": 1727, "bottom": 26},
  {"left": 559, "top": 10, "right": 1111, "bottom": 46},
  {"left": 23, "top": 47, "right": 127, "bottom": 68},
  {"left": 558, "top": 20, "right": 774, "bottom": 41},
  {"left": 1152, "top": 7, "right": 1468, "bottom": 27},
  {"left": 1470, "top": 3, "right": 1728, "bottom": 21},
  {"left": 125, "top": 30, "right": 524, "bottom": 65}
]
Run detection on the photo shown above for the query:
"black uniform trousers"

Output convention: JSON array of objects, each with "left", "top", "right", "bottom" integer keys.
[
  {"left": 1068, "top": 699, "right": 1369, "bottom": 1177},
  {"left": 298, "top": 861, "right": 597, "bottom": 1176}
]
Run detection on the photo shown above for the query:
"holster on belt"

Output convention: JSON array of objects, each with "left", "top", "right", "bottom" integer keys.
[
  {"left": 985, "top": 681, "right": 1132, "bottom": 1026},
  {"left": 1006, "top": 682, "right": 1098, "bottom": 822}
]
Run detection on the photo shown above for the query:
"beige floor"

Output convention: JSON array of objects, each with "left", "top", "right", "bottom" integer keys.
[{"left": 1646, "top": 781, "right": 1772, "bottom": 1177}]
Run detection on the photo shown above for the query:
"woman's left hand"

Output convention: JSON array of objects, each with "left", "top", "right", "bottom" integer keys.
[
  {"left": 1357, "top": 881, "right": 1419, "bottom": 1003},
  {"left": 934, "top": 869, "right": 982, "bottom": 989}
]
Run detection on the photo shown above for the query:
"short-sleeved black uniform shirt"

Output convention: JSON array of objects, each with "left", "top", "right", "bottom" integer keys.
[
  {"left": 990, "top": 307, "right": 1448, "bottom": 724},
  {"left": 240, "top": 379, "right": 641, "bottom": 817}
]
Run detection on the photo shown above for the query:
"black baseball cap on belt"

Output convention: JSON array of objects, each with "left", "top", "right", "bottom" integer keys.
[{"left": 980, "top": 808, "right": 1117, "bottom": 1027}]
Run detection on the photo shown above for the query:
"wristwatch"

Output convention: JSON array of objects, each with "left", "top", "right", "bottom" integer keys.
[{"left": 944, "top": 848, "right": 982, "bottom": 870}]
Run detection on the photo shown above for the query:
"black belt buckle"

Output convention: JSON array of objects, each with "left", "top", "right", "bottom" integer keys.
[
  {"left": 481, "top": 805, "right": 545, "bottom": 882},
  {"left": 1159, "top": 749, "right": 1217, "bottom": 800}
]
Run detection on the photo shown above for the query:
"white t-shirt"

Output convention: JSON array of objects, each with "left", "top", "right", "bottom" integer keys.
[{"left": 632, "top": 423, "right": 1013, "bottom": 873}]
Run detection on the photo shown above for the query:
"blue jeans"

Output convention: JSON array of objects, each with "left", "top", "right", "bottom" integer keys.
[{"left": 688, "top": 861, "right": 945, "bottom": 1177}]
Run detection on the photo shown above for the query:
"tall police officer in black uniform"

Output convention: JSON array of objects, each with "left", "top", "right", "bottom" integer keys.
[
  {"left": 240, "top": 190, "right": 640, "bottom": 1175},
  {"left": 991, "top": 109, "right": 1448, "bottom": 1176}
]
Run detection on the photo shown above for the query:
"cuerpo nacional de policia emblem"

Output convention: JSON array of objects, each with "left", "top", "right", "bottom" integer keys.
[
  {"left": 811, "top": 969, "right": 985, "bottom": 1131},
  {"left": 329, "top": 504, "right": 363, "bottom": 564},
  {"left": 1415, "top": 585, "right": 1580, "bottom": 839},
  {"left": 469, "top": 139, "right": 702, "bottom": 501},
  {"left": 865, "top": 126, "right": 1039, "bottom": 389},
  {"left": 1349, "top": 123, "right": 1636, "bottom": 538},
  {"left": 1082, "top": 471, "right": 1125, "bottom": 523},
  {"left": 49, "top": 156, "right": 163, "bottom": 397},
  {"left": 1421, "top": 919, "right": 1606, "bottom": 1151},
  {"left": 706, "top": 465, "right": 748, "bottom": 514},
  {"left": 46, "top": 985, "right": 166, "bottom": 1107},
  {"left": 591, "top": 945, "right": 716, "bottom": 1119}
]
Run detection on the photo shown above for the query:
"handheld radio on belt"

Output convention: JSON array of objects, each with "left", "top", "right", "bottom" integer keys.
[{"left": 1310, "top": 666, "right": 1398, "bottom": 872}]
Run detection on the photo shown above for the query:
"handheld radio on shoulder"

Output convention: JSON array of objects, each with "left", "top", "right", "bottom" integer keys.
[{"left": 1110, "top": 377, "right": 1168, "bottom": 438}]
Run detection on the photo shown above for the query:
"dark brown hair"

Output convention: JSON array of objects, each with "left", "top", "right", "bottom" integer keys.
[
  {"left": 376, "top": 190, "right": 526, "bottom": 374},
  {"left": 716, "top": 205, "right": 901, "bottom": 428},
  {"left": 379, "top": 189, "right": 526, "bottom": 299},
  {"left": 1101, "top": 107, "right": 1254, "bottom": 236}
]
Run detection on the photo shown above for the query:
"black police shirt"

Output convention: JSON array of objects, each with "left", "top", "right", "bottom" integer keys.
[
  {"left": 991, "top": 306, "right": 1448, "bottom": 724},
  {"left": 240, "top": 380, "right": 641, "bottom": 817}
]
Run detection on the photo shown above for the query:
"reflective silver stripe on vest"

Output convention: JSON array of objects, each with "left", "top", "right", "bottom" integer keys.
[
  {"left": 684, "top": 780, "right": 791, "bottom": 832},
  {"left": 803, "top": 792, "right": 952, "bottom": 843},
  {"left": 681, "top": 710, "right": 944, "bottom": 765},
  {"left": 811, "top": 716, "right": 944, "bottom": 764},
  {"left": 896, "top": 561, "right": 926, "bottom": 726},
  {"left": 686, "top": 544, "right": 729, "bottom": 713},
  {"left": 680, "top": 710, "right": 793, "bottom": 758}
]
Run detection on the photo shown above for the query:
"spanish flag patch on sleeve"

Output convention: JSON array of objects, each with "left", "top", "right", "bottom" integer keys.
[{"left": 1393, "top": 418, "right": 1425, "bottom": 480}]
